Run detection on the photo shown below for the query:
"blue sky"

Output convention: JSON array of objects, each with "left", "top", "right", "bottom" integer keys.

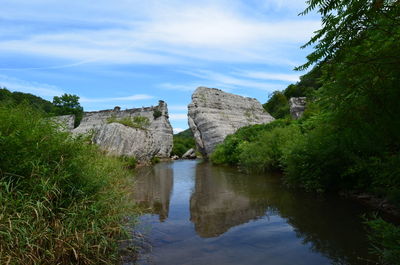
[{"left": 0, "top": 0, "right": 320, "bottom": 133}]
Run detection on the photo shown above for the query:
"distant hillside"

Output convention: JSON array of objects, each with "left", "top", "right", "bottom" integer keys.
[
  {"left": 0, "top": 88, "right": 56, "bottom": 114},
  {"left": 0, "top": 88, "right": 84, "bottom": 127},
  {"left": 172, "top": 128, "right": 195, "bottom": 157},
  {"left": 175, "top": 128, "right": 193, "bottom": 138}
]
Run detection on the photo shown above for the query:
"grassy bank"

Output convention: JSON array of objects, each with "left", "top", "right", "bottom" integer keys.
[{"left": 0, "top": 104, "right": 136, "bottom": 264}]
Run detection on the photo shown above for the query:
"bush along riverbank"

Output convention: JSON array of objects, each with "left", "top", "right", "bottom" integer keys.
[
  {"left": 0, "top": 104, "right": 138, "bottom": 264},
  {"left": 212, "top": 1, "right": 400, "bottom": 264}
]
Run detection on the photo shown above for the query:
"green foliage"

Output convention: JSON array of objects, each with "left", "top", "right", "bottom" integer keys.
[
  {"left": 150, "top": 156, "right": 161, "bottom": 164},
  {"left": 210, "top": 1, "right": 400, "bottom": 263},
  {"left": 132, "top": 116, "right": 150, "bottom": 128},
  {"left": 171, "top": 129, "right": 195, "bottom": 157},
  {"left": 210, "top": 119, "right": 293, "bottom": 167},
  {"left": 107, "top": 115, "right": 150, "bottom": 129},
  {"left": 263, "top": 91, "right": 290, "bottom": 119},
  {"left": 284, "top": 0, "right": 400, "bottom": 195},
  {"left": 263, "top": 65, "right": 322, "bottom": 119},
  {"left": 0, "top": 104, "right": 136, "bottom": 264},
  {"left": 295, "top": 1, "right": 400, "bottom": 261},
  {"left": 53, "top": 93, "right": 84, "bottom": 127},
  {"left": 238, "top": 124, "right": 302, "bottom": 172},
  {"left": 0, "top": 87, "right": 56, "bottom": 114},
  {"left": 297, "top": 0, "right": 400, "bottom": 70},
  {"left": 153, "top": 109, "right": 162, "bottom": 119},
  {"left": 119, "top": 155, "right": 137, "bottom": 169},
  {"left": 366, "top": 218, "right": 400, "bottom": 265}
]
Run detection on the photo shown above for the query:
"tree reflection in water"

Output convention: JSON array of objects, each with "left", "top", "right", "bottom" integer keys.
[{"left": 132, "top": 161, "right": 377, "bottom": 265}]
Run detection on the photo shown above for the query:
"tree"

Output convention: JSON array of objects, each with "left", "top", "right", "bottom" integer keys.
[
  {"left": 296, "top": 0, "right": 400, "bottom": 70},
  {"left": 53, "top": 94, "right": 84, "bottom": 127}
]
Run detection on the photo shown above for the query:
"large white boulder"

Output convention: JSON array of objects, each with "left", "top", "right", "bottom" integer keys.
[{"left": 188, "top": 87, "right": 274, "bottom": 158}]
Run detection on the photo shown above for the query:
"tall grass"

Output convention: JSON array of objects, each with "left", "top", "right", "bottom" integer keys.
[{"left": 0, "top": 104, "right": 136, "bottom": 264}]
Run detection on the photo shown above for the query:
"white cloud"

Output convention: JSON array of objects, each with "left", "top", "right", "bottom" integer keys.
[
  {"left": 80, "top": 94, "right": 153, "bottom": 103},
  {"left": 181, "top": 70, "right": 287, "bottom": 91},
  {"left": 0, "top": 74, "right": 64, "bottom": 99},
  {"left": 159, "top": 83, "right": 200, "bottom": 92},
  {"left": 169, "top": 113, "right": 188, "bottom": 121},
  {"left": 173, "top": 127, "right": 185, "bottom": 134},
  {"left": 0, "top": 1, "right": 320, "bottom": 66},
  {"left": 236, "top": 70, "right": 300, "bottom": 82}
]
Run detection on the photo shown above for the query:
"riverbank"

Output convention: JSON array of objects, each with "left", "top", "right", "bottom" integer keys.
[{"left": 0, "top": 104, "right": 138, "bottom": 264}]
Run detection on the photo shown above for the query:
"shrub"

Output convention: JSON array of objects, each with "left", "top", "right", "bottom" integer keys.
[
  {"left": 107, "top": 115, "right": 150, "bottom": 129},
  {"left": 239, "top": 124, "right": 302, "bottom": 173},
  {"left": 153, "top": 109, "right": 162, "bottom": 119},
  {"left": 150, "top": 156, "right": 160, "bottom": 164},
  {"left": 366, "top": 218, "right": 400, "bottom": 265},
  {"left": 119, "top": 155, "right": 137, "bottom": 169},
  {"left": 0, "top": 105, "right": 136, "bottom": 264},
  {"left": 211, "top": 119, "right": 292, "bottom": 165}
]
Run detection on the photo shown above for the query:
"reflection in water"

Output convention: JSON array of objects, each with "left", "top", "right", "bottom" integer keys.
[
  {"left": 133, "top": 165, "right": 173, "bottom": 221},
  {"left": 190, "top": 163, "right": 267, "bottom": 237},
  {"left": 132, "top": 160, "right": 377, "bottom": 265}
]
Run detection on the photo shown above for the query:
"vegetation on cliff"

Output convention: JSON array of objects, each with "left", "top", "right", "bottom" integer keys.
[
  {"left": 0, "top": 104, "right": 136, "bottom": 264},
  {"left": 212, "top": 0, "right": 400, "bottom": 263},
  {"left": 107, "top": 115, "right": 150, "bottom": 130},
  {"left": 53, "top": 93, "right": 84, "bottom": 127}
]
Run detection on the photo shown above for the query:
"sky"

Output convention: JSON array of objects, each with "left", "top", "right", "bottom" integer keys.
[{"left": 0, "top": 0, "right": 320, "bottom": 133}]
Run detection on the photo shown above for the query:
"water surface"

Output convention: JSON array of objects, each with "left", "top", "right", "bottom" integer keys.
[{"left": 131, "top": 160, "right": 376, "bottom": 265}]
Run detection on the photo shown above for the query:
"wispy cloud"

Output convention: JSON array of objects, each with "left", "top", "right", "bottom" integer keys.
[
  {"left": 80, "top": 94, "right": 153, "bottom": 103},
  {"left": 173, "top": 127, "right": 185, "bottom": 134},
  {"left": 159, "top": 83, "right": 200, "bottom": 92},
  {"left": 0, "top": 74, "right": 64, "bottom": 99},
  {"left": 0, "top": 0, "right": 319, "bottom": 67},
  {"left": 235, "top": 70, "right": 300, "bottom": 83},
  {"left": 180, "top": 70, "right": 287, "bottom": 91}
]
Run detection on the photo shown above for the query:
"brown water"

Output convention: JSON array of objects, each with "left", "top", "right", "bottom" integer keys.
[{"left": 130, "top": 160, "right": 377, "bottom": 265}]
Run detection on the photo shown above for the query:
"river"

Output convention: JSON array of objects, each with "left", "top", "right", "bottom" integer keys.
[{"left": 129, "top": 160, "right": 377, "bottom": 265}]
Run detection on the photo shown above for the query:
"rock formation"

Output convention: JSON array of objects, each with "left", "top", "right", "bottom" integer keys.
[
  {"left": 182, "top": 148, "right": 196, "bottom": 159},
  {"left": 51, "top": 114, "right": 75, "bottom": 131},
  {"left": 289, "top": 97, "right": 306, "bottom": 120},
  {"left": 72, "top": 100, "right": 173, "bottom": 161},
  {"left": 188, "top": 87, "right": 274, "bottom": 157}
]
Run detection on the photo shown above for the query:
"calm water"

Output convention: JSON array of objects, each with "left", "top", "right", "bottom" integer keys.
[{"left": 130, "top": 160, "right": 376, "bottom": 265}]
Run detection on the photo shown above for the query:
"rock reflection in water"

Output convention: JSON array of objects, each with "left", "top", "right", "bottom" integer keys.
[
  {"left": 132, "top": 161, "right": 377, "bottom": 265},
  {"left": 133, "top": 164, "right": 173, "bottom": 221},
  {"left": 190, "top": 163, "right": 267, "bottom": 237}
]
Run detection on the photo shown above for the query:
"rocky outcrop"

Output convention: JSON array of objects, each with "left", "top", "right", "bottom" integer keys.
[
  {"left": 188, "top": 87, "right": 274, "bottom": 157},
  {"left": 51, "top": 114, "right": 75, "bottom": 131},
  {"left": 73, "top": 101, "right": 173, "bottom": 161},
  {"left": 289, "top": 97, "right": 306, "bottom": 120},
  {"left": 182, "top": 148, "right": 196, "bottom": 159}
]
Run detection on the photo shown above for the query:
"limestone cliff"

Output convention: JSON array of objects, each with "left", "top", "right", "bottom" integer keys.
[
  {"left": 73, "top": 101, "right": 173, "bottom": 161},
  {"left": 188, "top": 87, "right": 274, "bottom": 157},
  {"left": 51, "top": 114, "right": 75, "bottom": 131}
]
